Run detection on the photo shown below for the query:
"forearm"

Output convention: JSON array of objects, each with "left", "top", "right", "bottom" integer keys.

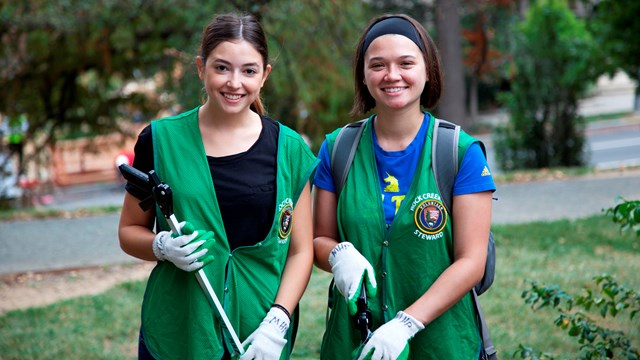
[
  {"left": 274, "top": 182, "right": 313, "bottom": 313},
  {"left": 312, "top": 186, "right": 340, "bottom": 272},
  {"left": 118, "top": 224, "right": 157, "bottom": 261},
  {"left": 274, "top": 249, "right": 313, "bottom": 313},
  {"left": 404, "top": 256, "right": 484, "bottom": 325},
  {"left": 312, "top": 236, "right": 338, "bottom": 272},
  {"left": 118, "top": 192, "right": 157, "bottom": 261}
]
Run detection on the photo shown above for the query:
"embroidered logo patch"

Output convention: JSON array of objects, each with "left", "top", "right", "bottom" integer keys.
[
  {"left": 278, "top": 205, "right": 293, "bottom": 240},
  {"left": 413, "top": 199, "right": 447, "bottom": 236}
]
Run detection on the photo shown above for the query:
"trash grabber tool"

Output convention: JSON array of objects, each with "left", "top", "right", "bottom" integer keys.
[{"left": 119, "top": 164, "right": 245, "bottom": 355}]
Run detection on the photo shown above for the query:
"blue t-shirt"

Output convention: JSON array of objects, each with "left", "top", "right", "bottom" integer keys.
[{"left": 314, "top": 114, "right": 496, "bottom": 224}]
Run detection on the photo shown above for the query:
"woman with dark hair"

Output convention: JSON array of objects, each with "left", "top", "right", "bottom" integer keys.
[
  {"left": 118, "top": 13, "right": 318, "bottom": 360},
  {"left": 313, "top": 14, "right": 496, "bottom": 359}
]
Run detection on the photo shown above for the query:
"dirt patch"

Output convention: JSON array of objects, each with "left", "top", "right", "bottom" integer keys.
[{"left": 0, "top": 262, "right": 155, "bottom": 315}]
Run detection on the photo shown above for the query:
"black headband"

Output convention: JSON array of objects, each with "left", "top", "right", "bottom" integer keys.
[{"left": 362, "top": 16, "right": 424, "bottom": 54}]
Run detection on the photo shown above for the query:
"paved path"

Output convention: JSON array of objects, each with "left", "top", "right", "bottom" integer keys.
[
  {"left": 1, "top": 170, "right": 639, "bottom": 275},
  {"left": 492, "top": 170, "right": 640, "bottom": 224}
]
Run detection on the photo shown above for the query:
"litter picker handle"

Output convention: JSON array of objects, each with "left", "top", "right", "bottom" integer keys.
[
  {"left": 165, "top": 214, "right": 245, "bottom": 355},
  {"left": 117, "top": 163, "right": 245, "bottom": 355}
]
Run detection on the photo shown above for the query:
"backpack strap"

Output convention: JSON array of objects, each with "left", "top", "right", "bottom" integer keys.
[
  {"left": 330, "top": 119, "right": 367, "bottom": 197},
  {"left": 473, "top": 289, "right": 498, "bottom": 360},
  {"left": 431, "top": 118, "right": 460, "bottom": 213}
]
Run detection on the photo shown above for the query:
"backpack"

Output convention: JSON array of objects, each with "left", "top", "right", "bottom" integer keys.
[{"left": 330, "top": 117, "right": 498, "bottom": 360}]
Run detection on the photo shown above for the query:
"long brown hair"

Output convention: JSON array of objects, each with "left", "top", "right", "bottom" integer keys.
[
  {"left": 351, "top": 14, "right": 443, "bottom": 116},
  {"left": 199, "top": 13, "right": 270, "bottom": 115}
]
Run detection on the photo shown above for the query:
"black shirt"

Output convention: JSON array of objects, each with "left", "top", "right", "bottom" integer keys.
[{"left": 126, "top": 116, "right": 279, "bottom": 251}]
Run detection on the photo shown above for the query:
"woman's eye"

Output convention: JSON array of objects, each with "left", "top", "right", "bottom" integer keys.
[
  {"left": 245, "top": 68, "right": 258, "bottom": 75},
  {"left": 215, "top": 65, "right": 228, "bottom": 72}
]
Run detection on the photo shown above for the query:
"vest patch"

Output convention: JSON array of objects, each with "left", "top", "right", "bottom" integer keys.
[
  {"left": 277, "top": 199, "right": 294, "bottom": 241},
  {"left": 413, "top": 198, "right": 447, "bottom": 239}
]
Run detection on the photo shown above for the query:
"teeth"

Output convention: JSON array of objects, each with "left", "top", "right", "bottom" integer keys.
[
  {"left": 385, "top": 87, "right": 404, "bottom": 93},
  {"left": 224, "top": 93, "right": 242, "bottom": 100}
]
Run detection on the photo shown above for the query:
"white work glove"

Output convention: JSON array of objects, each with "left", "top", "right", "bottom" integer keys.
[
  {"left": 152, "top": 221, "right": 215, "bottom": 272},
  {"left": 329, "top": 242, "right": 377, "bottom": 315},
  {"left": 357, "top": 311, "right": 424, "bottom": 360},
  {"left": 240, "top": 306, "right": 290, "bottom": 360}
]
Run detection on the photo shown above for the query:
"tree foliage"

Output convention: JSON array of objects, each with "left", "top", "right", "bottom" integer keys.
[
  {"left": 0, "top": 0, "right": 227, "bottom": 152},
  {"left": 460, "top": 0, "right": 517, "bottom": 121},
  {"left": 494, "top": 0, "right": 596, "bottom": 170},
  {"left": 0, "top": 0, "right": 372, "bottom": 163},
  {"left": 260, "top": 0, "right": 370, "bottom": 148},
  {"left": 586, "top": 0, "right": 640, "bottom": 111}
]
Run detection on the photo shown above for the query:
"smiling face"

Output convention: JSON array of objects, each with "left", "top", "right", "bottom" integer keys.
[
  {"left": 196, "top": 40, "right": 271, "bottom": 116},
  {"left": 363, "top": 34, "right": 427, "bottom": 112}
]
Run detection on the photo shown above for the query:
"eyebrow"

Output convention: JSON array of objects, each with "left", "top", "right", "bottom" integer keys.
[
  {"left": 212, "top": 58, "right": 260, "bottom": 68},
  {"left": 367, "top": 54, "right": 417, "bottom": 62}
]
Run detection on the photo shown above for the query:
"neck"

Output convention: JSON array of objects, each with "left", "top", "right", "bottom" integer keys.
[
  {"left": 373, "top": 107, "right": 424, "bottom": 151},
  {"left": 199, "top": 102, "right": 259, "bottom": 130}
]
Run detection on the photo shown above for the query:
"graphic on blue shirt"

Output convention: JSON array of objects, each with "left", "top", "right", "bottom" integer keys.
[{"left": 374, "top": 114, "right": 429, "bottom": 225}]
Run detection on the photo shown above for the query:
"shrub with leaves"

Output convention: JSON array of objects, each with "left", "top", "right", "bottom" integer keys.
[
  {"left": 517, "top": 275, "right": 639, "bottom": 359},
  {"left": 605, "top": 197, "right": 640, "bottom": 238}
]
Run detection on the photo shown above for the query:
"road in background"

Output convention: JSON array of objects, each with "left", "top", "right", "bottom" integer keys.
[{"left": 1, "top": 166, "right": 639, "bottom": 275}]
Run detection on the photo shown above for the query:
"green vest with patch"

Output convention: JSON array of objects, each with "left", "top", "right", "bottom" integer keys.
[
  {"left": 141, "top": 107, "right": 318, "bottom": 360},
  {"left": 321, "top": 118, "right": 481, "bottom": 360}
]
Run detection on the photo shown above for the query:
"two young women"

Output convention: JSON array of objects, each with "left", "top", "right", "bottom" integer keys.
[{"left": 119, "top": 11, "right": 495, "bottom": 360}]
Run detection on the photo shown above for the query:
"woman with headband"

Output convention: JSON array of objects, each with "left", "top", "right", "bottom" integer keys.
[{"left": 312, "top": 14, "right": 496, "bottom": 359}]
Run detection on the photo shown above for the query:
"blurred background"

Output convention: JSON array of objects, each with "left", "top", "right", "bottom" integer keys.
[
  {"left": 1, "top": 1, "right": 640, "bottom": 359},
  {"left": 1, "top": 0, "right": 638, "bottom": 209}
]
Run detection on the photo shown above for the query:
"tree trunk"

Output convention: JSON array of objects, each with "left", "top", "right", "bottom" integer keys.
[
  {"left": 635, "top": 80, "right": 640, "bottom": 113},
  {"left": 469, "top": 74, "right": 478, "bottom": 124},
  {"left": 435, "top": 0, "right": 468, "bottom": 128}
]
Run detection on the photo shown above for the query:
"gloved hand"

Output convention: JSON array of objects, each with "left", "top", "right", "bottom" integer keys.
[
  {"left": 356, "top": 311, "right": 424, "bottom": 360},
  {"left": 329, "top": 242, "right": 377, "bottom": 315},
  {"left": 152, "top": 221, "right": 215, "bottom": 272},
  {"left": 240, "top": 306, "right": 290, "bottom": 360}
]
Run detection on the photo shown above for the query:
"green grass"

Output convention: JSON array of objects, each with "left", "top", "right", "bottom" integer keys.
[
  {"left": 583, "top": 111, "right": 635, "bottom": 123},
  {"left": 1, "top": 215, "right": 638, "bottom": 360}
]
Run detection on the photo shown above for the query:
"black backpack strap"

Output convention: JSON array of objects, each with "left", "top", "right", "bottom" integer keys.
[
  {"left": 473, "top": 289, "right": 498, "bottom": 360},
  {"left": 330, "top": 119, "right": 367, "bottom": 197},
  {"left": 431, "top": 118, "right": 460, "bottom": 213}
]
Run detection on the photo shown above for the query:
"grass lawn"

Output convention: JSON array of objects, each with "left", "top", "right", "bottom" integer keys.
[{"left": 1, "top": 215, "right": 638, "bottom": 359}]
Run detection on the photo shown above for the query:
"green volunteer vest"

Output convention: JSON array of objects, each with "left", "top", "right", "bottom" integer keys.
[
  {"left": 141, "top": 107, "right": 318, "bottom": 360},
  {"left": 321, "top": 117, "right": 481, "bottom": 360}
]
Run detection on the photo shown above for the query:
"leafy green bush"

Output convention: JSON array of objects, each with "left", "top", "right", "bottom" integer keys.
[
  {"left": 495, "top": 0, "right": 596, "bottom": 170},
  {"left": 518, "top": 275, "right": 639, "bottom": 359}
]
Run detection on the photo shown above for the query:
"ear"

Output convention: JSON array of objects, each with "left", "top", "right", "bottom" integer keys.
[
  {"left": 196, "top": 56, "right": 205, "bottom": 80},
  {"left": 260, "top": 64, "right": 272, "bottom": 87}
]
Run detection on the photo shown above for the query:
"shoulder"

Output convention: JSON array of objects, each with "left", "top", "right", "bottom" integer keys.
[{"left": 152, "top": 107, "right": 199, "bottom": 129}]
